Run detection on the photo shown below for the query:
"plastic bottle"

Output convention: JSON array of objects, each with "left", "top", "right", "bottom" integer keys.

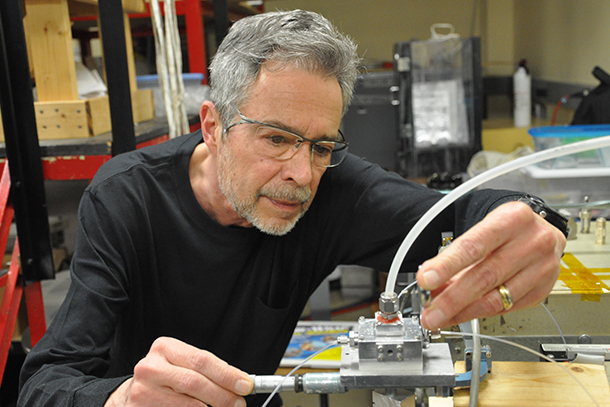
[{"left": 513, "top": 59, "right": 531, "bottom": 127}]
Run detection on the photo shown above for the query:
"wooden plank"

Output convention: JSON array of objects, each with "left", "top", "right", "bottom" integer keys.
[
  {"left": 132, "top": 89, "right": 155, "bottom": 124},
  {"left": 5, "top": 97, "right": 110, "bottom": 141},
  {"left": 124, "top": 12, "right": 138, "bottom": 93},
  {"left": 34, "top": 97, "right": 111, "bottom": 140},
  {"left": 454, "top": 361, "right": 610, "bottom": 406},
  {"left": 34, "top": 100, "right": 90, "bottom": 139},
  {"left": 87, "top": 96, "right": 112, "bottom": 135},
  {"left": 24, "top": 0, "right": 79, "bottom": 102},
  {"left": 69, "top": 0, "right": 146, "bottom": 13},
  {"left": 67, "top": 1, "right": 98, "bottom": 17}
]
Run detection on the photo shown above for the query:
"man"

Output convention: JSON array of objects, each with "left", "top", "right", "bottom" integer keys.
[{"left": 18, "top": 9, "right": 565, "bottom": 407}]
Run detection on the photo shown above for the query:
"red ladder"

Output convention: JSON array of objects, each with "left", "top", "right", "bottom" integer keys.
[{"left": 0, "top": 163, "right": 47, "bottom": 383}]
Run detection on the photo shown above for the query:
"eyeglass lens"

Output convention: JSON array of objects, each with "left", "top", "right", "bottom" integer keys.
[{"left": 253, "top": 126, "right": 347, "bottom": 167}]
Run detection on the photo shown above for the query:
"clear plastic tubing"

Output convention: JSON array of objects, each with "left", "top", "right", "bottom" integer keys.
[{"left": 385, "top": 134, "right": 610, "bottom": 295}]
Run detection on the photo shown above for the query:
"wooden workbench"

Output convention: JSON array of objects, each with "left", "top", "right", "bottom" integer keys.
[{"left": 453, "top": 361, "right": 610, "bottom": 406}]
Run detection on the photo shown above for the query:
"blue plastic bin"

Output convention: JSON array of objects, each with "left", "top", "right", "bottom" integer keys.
[{"left": 529, "top": 124, "right": 610, "bottom": 168}]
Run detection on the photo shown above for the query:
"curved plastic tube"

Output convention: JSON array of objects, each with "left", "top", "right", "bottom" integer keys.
[{"left": 385, "top": 134, "right": 610, "bottom": 295}]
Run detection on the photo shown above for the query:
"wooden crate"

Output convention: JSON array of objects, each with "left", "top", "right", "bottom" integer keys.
[{"left": 0, "top": 0, "right": 153, "bottom": 142}]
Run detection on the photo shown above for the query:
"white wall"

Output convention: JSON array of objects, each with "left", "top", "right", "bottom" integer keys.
[
  {"left": 265, "top": 0, "right": 610, "bottom": 86},
  {"left": 514, "top": 0, "right": 610, "bottom": 85}
]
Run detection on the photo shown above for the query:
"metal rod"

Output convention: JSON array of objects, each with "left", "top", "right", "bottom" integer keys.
[
  {"left": 0, "top": 0, "right": 54, "bottom": 281},
  {"left": 98, "top": 0, "right": 136, "bottom": 155}
]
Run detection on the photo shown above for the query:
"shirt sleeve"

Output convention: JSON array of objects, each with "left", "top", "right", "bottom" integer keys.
[{"left": 18, "top": 187, "right": 134, "bottom": 407}]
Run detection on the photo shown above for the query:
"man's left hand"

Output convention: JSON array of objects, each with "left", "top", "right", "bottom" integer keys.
[{"left": 416, "top": 201, "right": 567, "bottom": 330}]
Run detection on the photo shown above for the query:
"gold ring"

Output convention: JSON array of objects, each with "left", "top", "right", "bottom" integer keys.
[{"left": 498, "top": 284, "right": 513, "bottom": 311}]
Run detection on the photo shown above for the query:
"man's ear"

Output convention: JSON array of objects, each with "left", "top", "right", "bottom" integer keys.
[{"left": 200, "top": 100, "right": 222, "bottom": 154}]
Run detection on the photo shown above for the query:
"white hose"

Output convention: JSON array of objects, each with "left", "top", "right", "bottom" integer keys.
[{"left": 385, "top": 134, "right": 610, "bottom": 295}]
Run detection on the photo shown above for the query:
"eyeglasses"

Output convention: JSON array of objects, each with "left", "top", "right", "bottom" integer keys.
[{"left": 223, "top": 103, "right": 349, "bottom": 168}]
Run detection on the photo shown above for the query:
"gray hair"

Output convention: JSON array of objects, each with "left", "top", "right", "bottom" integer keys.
[{"left": 209, "top": 9, "right": 360, "bottom": 128}]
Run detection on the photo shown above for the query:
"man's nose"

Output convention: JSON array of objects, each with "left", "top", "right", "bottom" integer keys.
[{"left": 281, "top": 143, "right": 314, "bottom": 186}]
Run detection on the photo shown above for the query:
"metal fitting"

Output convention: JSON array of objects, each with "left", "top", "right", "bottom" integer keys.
[
  {"left": 579, "top": 196, "right": 592, "bottom": 233},
  {"left": 420, "top": 288, "right": 432, "bottom": 308},
  {"left": 379, "top": 291, "right": 399, "bottom": 314},
  {"left": 595, "top": 217, "right": 606, "bottom": 245}
]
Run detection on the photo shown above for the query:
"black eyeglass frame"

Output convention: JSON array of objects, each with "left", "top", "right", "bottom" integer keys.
[{"left": 223, "top": 103, "right": 349, "bottom": 168}]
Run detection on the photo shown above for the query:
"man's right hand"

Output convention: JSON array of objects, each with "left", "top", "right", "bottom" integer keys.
[{"left": 104, "top": 337, "right": 253, "bottom": 407}]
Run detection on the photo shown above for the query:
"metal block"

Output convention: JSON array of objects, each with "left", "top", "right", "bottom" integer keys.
[
  {"left": 340, "top": 343, "right": 455, "bottom": 389},
  {"left": 372, "top": 389, "right": 415, "bottom": 407},
  {"left": 357, "top": 315, "right": 423, "bottom": 371}
]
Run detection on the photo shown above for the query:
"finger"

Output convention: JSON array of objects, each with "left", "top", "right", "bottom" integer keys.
[
  {"left": 442, "top": 265, "right": 559, "bottom": 327},
  {"left": 164, "top": 365, "right": 247, "bottom": 407},
  {"left": 134, "top": 343, "right": 247, "bottom": 407},
  {"left": 423, "top": 249, "right": 561, "bottom": 330},
  {"left": 417, "top": 202, "right": 534, "bottom": 290},
  {"left": 420, "top": 239, "right": 528, "bottom": 330},
  {"left": 421, "top": 221, "right": 563, "bottom": 331},
  {"left": 126, "top": 375, "right": 207, "bottom": 407},
  {"left": 154, "top": 337, "right": 253, "bottom": 396}
]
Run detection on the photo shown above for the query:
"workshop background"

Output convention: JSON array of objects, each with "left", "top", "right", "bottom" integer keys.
[
  {"left": 44, "top": 0, "right": 610, "bottom": 256},
  {"left": 1, "top": 1, "right": 610, "bottom": 406}
]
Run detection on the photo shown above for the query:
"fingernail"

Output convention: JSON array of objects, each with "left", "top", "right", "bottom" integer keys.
[
  {"left": 422, "top": 269, "right": 441, "bottom": 289},
  {"left": 424, "top": 308, "right": 445, "bottom": 330},
  {"left": 235, "top": 379, "right": 252, "bottom": 395},
  {"left": 234, "top": 398, "right": 247, "bottom": 407}
]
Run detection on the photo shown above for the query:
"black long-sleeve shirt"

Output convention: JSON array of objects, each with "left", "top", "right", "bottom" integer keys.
[{"left": 18, "top": 130, "right": 521, "bottom": 406}]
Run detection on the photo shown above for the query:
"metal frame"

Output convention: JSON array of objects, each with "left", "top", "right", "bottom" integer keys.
[
  {"left": 0, "top": 164, "right": 46, "bottom": 384},
  {"left": 0, "top": 0, "right": 54, "bottom": 282},
  {"left": 98, "top": 0, "right": 137, "bottom": 156}
]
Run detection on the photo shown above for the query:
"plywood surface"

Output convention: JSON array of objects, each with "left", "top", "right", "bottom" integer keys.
[{"left": 454, "top": 361, "right": 610, "bottom": 407}]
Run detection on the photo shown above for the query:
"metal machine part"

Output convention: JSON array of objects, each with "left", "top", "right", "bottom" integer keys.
[
  {"left": 251, "top": 287, "right": 456, "bottom": 407},
  {"left": 540, "top": 343, "right": 610, "bottom": 362},
  {"left": 580, "top": 196, "right": 592, "bottom": 233},
  {"left": 596, "top": 217, "right": 607, "bottom": 245},
  {"left": 249, "top": 372, "right": 346, "bottom": 395},
  {"left": 372, "top": 388, "right": 416, "bottom": 407}
]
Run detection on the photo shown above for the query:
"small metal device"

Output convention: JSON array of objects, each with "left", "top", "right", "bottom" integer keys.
[
  {"left": 579, "top": 196, "right": 592, "bottom": 234},
  {"left": 595, "top": 217, "right": 606, "bottom": 245},
  {"left": 540, "top": 343, "right": 610, "bottom": 362},
  {"left": 250, "top": 287, "right": 456, "bottom": 406}
]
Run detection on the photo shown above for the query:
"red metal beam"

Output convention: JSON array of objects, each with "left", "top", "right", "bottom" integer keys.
[
  {"left": 0, "top": 241, "right": 22, "bottom": 384},
  {"left": 184, "top": 0, "right": 207, "bottom": 80},
  {"left": 40, "top": 155, "right": 112, "bottom": 181},
  {"left": 24, "top": 281, "right": 46, "bottom": 347}
]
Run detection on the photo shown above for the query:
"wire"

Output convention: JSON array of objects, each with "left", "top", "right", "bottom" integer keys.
[
  {"left": 549, "top": 199, "right": 610, "bottom": 210},
  {"left": 261, "top": 342, "right": 335, "bottom": 407},
  {"left": 397, "top": 280, "right": 418, "bottom": 303},
  {"left": 440, "top": 331, "right": 601, "bottom": 407},
  {"left": 541, "top": 303, "right": 567, "bottom": 344},
  {"left": 551, "top": 94, "right": 569, "bottom": 125}
]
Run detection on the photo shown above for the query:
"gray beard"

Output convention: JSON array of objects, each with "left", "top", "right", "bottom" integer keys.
[{"left": 216, "top": 145, "right": 312, "bottom": 236}]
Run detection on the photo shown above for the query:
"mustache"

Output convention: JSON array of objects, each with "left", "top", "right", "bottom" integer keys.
[{"left": 258, "top": 185, "right": 312, "bottom": 204}]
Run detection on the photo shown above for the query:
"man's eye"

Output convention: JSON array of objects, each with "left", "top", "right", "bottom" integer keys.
[
  {"left": 268, "top": 135, "right": 290, "bottom": 145},
  {"left": 313, "top": 143, "right": 333, "bottom": 156}
]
